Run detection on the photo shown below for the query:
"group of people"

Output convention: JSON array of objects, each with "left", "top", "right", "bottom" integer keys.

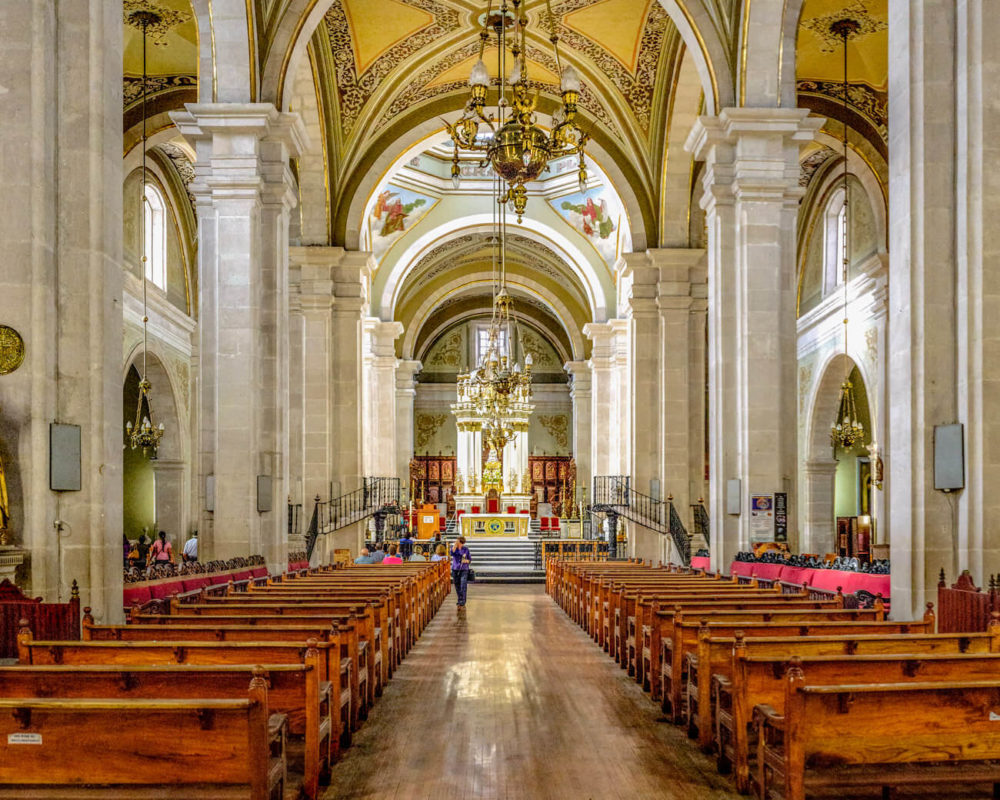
[
  {"left": 123, "top": 529, "right": 199, "bottom": 569},
  {"left": 356, "top": 532, "right": 473, "bottom": 610}
]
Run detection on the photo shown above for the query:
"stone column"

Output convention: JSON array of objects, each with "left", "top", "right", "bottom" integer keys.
[
  {"left": 583, "top": 323, "right": 618, "bottom": 481},
  {"left": 395, "top": 360, "right": 421, "bottom": 483},
  {"left": 289, "top": 247, "right": 337, "bottom": 507},
  {"left": 0, "top": 1, "right": 123, "bottom": 618},
  {"left": 801, "top": 459, "right": 838, "bottom": 555},
  {"left": 287, "top": 297, "right": 305, "bottom": 508},
  {"left": 564, "top": 362, "right": 592, "bottom": 495},
  {"left": 329, "top": 253, "right": 371, "bottom": 497},
  {"left": 172, "top": 104, "right": 307, "bottom": 573},
  {"left": 362, "top": 319, "right": 404, "bottom": 477},
  {"left": 687, "top": 109, "right": 821, "bottom": 570}
]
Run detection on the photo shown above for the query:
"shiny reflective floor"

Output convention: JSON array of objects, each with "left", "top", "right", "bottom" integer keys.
[{"left": 322, "top": 583, "right": 742, "bottom": 800}]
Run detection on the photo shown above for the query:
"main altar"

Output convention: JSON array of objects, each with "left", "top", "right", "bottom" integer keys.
[{"left": 460, "top": 513, "right": 530, "bottom": 538}]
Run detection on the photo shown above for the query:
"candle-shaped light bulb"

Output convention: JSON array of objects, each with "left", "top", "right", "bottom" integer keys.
[
  {"left": 560, "top": 64, "right": 580, "bottom": 93},
  {"left": 469, "top": 59, "right": 489, "bottom": 87}
]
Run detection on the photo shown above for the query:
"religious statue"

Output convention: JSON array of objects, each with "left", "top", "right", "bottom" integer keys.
[
  {"left": 482, "top": 450, "right": 503, "bottom": 494},
  {"left": 455, "top": 469, "right": 465, "bottom": 494}
]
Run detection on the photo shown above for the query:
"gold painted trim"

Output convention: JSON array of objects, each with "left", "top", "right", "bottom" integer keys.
[
  {"left": 207, "top": 0, "right": 218, "bottom": 102},
  {"left": 246, "top": 0, "right": 257, "bottom": 102},
  {"left": 307, "top": 42, "right": 332, "bottom": 244},
  {"left": 674, "top": 0, "right": 719, "bottom": 112},
  {"left": 276, "top": 0, "right": 321, "bottom": 110},
  {"left": 776, "top": 0, "right": 790, "bottom": 108},
  {"left": 123, "top": 121, "right": 183, "bottom": 158},
  {"left": 739, "top": 0, "right": 750, "bottom": 106},
  {"left": 658, "top": 43, "right": 684, "bottom": 245}
]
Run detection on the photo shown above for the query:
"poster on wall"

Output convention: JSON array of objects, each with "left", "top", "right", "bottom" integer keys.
[
  {"left": 774, "top": 493, "right": 788, "bottom": 542},
  {"left": 750, "top": 494, "right": 774, "bottom": 543}
]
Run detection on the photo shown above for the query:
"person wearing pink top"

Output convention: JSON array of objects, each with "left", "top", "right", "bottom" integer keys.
[{"left": 382, "top": 543, "right": 403, "bottom": 564}]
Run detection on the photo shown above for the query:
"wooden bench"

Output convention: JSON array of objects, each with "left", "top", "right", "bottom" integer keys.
[
  {"left": 0, "top": 670, "right": 286, "bottom": 800},
  {"left": 756, "top": 665, "right": 1000, "bottom": 800},
  {"left": 0, "top": 662, "right": 331, "bottom": 799},
  {"left": 711, "top": 626, "right": 1000, "bottom": 792},
  {"left": 721, "top": 649, "right": 1000, "bottom": 796},
  {"left": 661, "top": 616, "right": 932, "bottom": 725}
]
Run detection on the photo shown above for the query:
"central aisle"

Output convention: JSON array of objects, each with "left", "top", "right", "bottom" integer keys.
[{"left": 323, "top": 583, "right": 742, "bottom": 799}]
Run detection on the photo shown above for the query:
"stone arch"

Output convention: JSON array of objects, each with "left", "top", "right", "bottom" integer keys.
[
  {"left": 189, "top": 0, "right": 254, "bottom": 103},
  {"left": 738, "top": 0, "right": 805, "bottom": 107},
  {"left": 122, "top": 347, "right": 190, "bottom": 543},
  {"left": 802, "top": 352, "right": 874, "bottom": 555},
  {"left": 379, "top": 218, "right": 610, "bottom": 324},
  {"left": 656, "top": 0, "right": 736, "bottom": 112},
  {"left": 660, "top": 44, "right": 705, "bottom": 247}
]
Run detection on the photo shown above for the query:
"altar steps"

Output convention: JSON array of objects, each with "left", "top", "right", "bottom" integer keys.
[{"left": 446, "top": 537, "right": 545, "bottom": 583}]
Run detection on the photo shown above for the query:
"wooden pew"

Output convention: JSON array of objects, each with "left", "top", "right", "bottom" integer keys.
[
  {"left": 711, "top": 625, "right": 1000, "bottom": 793},
  {"left": 0, "top": 662, "right": 332, "bottom": 799},
  {"left": 660, "top": 615, "right": 931, "bottom": 725},
  {"left": 0, "top": 670, "right": 286, "bottom": 800},
  {"left": 721, "top": 649, "right": 1000, "bottom": 797},
  {"left": 755, "top": 664, "right": 1000, "bottom": 800}
]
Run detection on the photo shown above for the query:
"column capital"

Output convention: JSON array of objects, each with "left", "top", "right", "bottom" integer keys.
[{"left": 395, "top": 359, "right": 422, "bottom": 393}]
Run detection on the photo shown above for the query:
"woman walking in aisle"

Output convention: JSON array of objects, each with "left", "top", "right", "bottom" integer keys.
[{"left": 451, "top": 535, "right": 472, "bottom": 609}]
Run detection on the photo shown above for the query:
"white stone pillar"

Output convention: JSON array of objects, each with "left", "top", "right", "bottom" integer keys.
[
  {"left": 362, "top": 319, "right": 404, "bottom": 477},
  {"left": 801, "top": 459, "right": 838, "bottom": 555},
  {"left": 329, "top": 253, "right": 371, "bottom": 497},
  {"left": 395, "top": 360, "right": 421, "bottom": 482},
  {"left": 565, "top": 362, "right": 592, "bottom": 494},
  {"left": 584, "top": 323, "right": 617, "bottom": 481},
  {"left": 0, "top": 1, "right": 124, "bottom": 617},
  {"left": 172, "top": 104, "right": 307, "bottom": 573},
  {"left": 287, "top": 297, "right": 305, "bottom": 507},
  {"left": 687, "top": 109, "right": 821, "bottom": 571}
]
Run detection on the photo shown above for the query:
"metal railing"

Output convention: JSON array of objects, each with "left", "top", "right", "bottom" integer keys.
[
  {"left": 306, "top": 477, "right": 401, "bottom": 559},
  {"left": 592, "top": 475, "right": 694, "bottom": 566},
  {"left": 287, "top": 503, "right": 303, "bottom": 539},
  {"left": 691, "top": 501, "right": 710, "bottom": 552}
]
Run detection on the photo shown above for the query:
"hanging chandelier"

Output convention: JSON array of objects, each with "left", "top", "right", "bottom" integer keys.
[
  {"left": 445, "top": 0, "right": 589, "bottom": 221},
  {"left": 828, "top": 17, "right": 865, "bottom": 452},
  {"left": 126, "top": 9, "right": 166, "bottom": 455}
]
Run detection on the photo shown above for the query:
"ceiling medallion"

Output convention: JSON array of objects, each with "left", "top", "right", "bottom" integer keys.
[
  {"left": 123, "top": 1, "right": 191, "bottom": 45},
  {"left": 445, "top": 0, "right": 589, "bottom": 222},
  {"left": 0, "top": 326, "right": 25, "bottom": 375},
  {"left": 801, "top": 1, "right": 885, "bottom": 53}
]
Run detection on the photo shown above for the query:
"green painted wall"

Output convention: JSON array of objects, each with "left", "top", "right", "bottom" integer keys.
[{"left": 833, "top": 366, "right": 872, "bottom": 517}]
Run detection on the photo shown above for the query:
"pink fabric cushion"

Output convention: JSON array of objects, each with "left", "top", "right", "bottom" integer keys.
[
  {"left": 122, "top": 586, "right": 151, "bottom": 607},
  {"left": 251, "top": 567, "right": 268, "bottom": 578}
]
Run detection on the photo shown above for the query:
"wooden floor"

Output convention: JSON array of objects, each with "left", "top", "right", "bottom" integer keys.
[{"left": 322, "top": 583, "right": 743, "bottom": 800}]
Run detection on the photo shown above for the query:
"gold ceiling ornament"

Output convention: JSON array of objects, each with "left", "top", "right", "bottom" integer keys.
[
  {"left": 801, "top": 1, "right": 885, "bottom": 53},
  {"left": 123, "top": 1, "right": 192, "bottom": 45},
  {"left": 829, "top": 17, "right": 866, "bottom": 453},
  {"left": 444, "top": 0, "right": 590, "bottom": 222},
  {"left": 0, "top": 326, "right": 25, "bottom": 376},
  {"left": 126, "top": 10, "right": 165, "bottom": 456}
]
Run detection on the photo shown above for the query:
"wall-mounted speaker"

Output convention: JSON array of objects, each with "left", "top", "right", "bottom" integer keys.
[
  {"left": 934, "top": 423, "right": 965, "bottom": 492},
  {"left": 726, "top": 479, "right": 741, "bottom": 515},
  {"left": 257, "top": 475, "right": 273, "bottom": 513},
  {"left": 49, "top": 423, "right": 81, "bottom": 491},
  {"left": 205, "top": 475, "right": 215, "bottom": 512}
]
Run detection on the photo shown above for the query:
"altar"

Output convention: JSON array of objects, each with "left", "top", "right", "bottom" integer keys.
[{"left": 460, "top": 513, "right": 530, "bottom": 538}]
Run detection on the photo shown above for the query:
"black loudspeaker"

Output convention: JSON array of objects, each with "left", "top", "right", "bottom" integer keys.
[{"left": 934, "top": 423, "right": 965, "bottom": 492}]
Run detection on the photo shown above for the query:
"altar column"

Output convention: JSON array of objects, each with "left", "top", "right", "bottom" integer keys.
[
  {"left": 395, "top": 360, "right": 421, "bottom": 483},
  {"left": 173, "top": 104, "right": 306, "bottom": 574},
  {"left": 687, "top": 109, "right": 820, "bottom": 571}
]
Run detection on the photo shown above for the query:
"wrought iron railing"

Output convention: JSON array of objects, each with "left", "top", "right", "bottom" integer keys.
[
  {"left": 592, "top": 475, "right": 694, "bottom": 565},
  {"left": 667, "top": 498, "right": 692, "bottom": 565},
  {"left": 287, "top": 502, "right": 303, "bottom": 539},
  {"left": 306, "top": 477, "right": 402, "bottom": 559},
  {"left": 691, "top": 501, "right": 710, "bottom": 552}
]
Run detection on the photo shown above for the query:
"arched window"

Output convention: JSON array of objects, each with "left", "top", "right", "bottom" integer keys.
[
  {"left": 143, "top": 183, "right": 167, "bottom": 291},
  {"left": 822, "top": 186, "right": 847, "bottom": 297}
]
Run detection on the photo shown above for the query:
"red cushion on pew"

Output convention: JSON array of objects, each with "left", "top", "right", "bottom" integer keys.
[
  {"left": 148, "top": 581, "right": 181, "bottom": 600},
  {"left": 251, "top": 567, "right": 268, "bottom": 578},
  {"left": 182, "top": 577, "right": 211, "bottom": 593},
  {"left": 122, "top": 586, "right": 151, "bottom": 607}
]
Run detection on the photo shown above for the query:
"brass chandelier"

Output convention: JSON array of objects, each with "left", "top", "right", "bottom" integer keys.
[
  {"left": 445, "top": 0, "right": 589, "bottom": 221},
  {"left": 829, "top": 17, "right": 865, "bottom": 451},
  {"left": 126, "top": 9, "right": 166, "bottom": 455}
]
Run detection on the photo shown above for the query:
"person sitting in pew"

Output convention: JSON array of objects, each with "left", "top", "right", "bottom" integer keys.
[
  {"left": 371, "top": 543, "right": 386, "bottom": 564},
  {"left": 355, "top": 548, "right": 375, "bottom": 564},
  {"left": 430, "top": 544, "right": 448, "bottom": 562},
  {"left": 382, "top": 544, "right": 403, "bottom": 565},
  {"left": 408, "top": 545, "right": 427, "bottom": 562}
]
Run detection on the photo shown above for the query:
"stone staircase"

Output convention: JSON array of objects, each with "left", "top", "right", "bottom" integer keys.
[{"left": 445, "top": 535, "right": 546, "bottom": 583}]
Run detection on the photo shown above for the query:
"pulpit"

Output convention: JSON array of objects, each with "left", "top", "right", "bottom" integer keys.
[{"left": 415, "top": 503, "right": 440, "bottom": 539}]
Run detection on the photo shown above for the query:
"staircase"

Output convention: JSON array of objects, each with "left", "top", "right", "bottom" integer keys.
[{"left": 444, "top": 535, "right": 546, "bottom": 583}]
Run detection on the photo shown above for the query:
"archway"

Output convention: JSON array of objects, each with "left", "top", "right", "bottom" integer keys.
[
  {"left": 803, "top": 355, "right": 874, "bottom": 557},
  {"left": 122, "top": 354, "right": 186, "bottom": 555}
]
